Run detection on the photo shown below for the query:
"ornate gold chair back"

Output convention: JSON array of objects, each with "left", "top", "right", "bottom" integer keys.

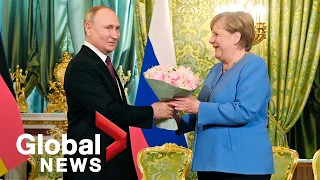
[
  {"left": 46, "top": 52, "right": 72, "bottom": 113},
  {"left": 271, "top": 146, "right": 299, "bottom": 180},
  {"left": 27, "top": 142, "right": 63, "bottom": 180},
  {"left": 137, "top": 143, "right": 192, "bottom": 180},
  {"left": 312, "top": 149, "right": 320, "bottom": 180},
  {"left": 27, "top": 125, "right": 66, "bottom": 180}
]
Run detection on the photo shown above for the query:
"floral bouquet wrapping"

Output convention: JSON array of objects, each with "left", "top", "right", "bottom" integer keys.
[{"left": 144, "top": 65, "right": 200, "bottom": 130}]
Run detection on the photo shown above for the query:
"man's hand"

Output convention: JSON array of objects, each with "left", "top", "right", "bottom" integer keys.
[{"left": 151, "top": 102, "right": 174, "bottom": 119}]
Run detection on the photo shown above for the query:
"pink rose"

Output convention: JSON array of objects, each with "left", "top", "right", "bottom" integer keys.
[
  {"left": 169, "top": 71, "right": 180, "bottom": 80},
  {"left": 185, "top": 79, "right": 194, "bottom": 90},
  {"left": 150, "top": 71, "right": 165, "bottom": 81},
  {"left": 145, "top": 65, "right": 200, "bottom": 90},
  {"left": 169, "top": 80, "right": 178, "bottom": 87}
]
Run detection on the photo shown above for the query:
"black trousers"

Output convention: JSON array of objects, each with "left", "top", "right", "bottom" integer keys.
[{"left": 197, "top": 171, "right": 271, "bottom": 180}]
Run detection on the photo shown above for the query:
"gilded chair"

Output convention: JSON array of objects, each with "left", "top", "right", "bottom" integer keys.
[
  {"left": 27, "top": 157, "right": 36, "bottom": 180},
  {"left": 312, "top": 149, "right": 320, "bottom": 180},
  {"left": 27, "top": 127, "right": 66, "bottom": 180},
  {"left": 46, "top": 51, "right": 72, "bottom": 113},
  {"left": 271, "top": 146, "right": 299, "bottom": 180},
  {"left": 137, "top": 143, "right": 192, "bottom": 180},
  {"left": 27, "top": 141, "right": 63, "bottom": 180}
]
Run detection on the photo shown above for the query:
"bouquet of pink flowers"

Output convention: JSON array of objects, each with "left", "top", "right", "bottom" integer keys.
[
  {"left": 144, "top": 65, "right": 200, "bottom": 101},
  {"left": 144, "top": 65, "right": 200, "bottom": 130}
]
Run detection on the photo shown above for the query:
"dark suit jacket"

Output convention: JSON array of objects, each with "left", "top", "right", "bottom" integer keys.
[{"left": 63, "top": 45, "right": 153, "bottom": 180}]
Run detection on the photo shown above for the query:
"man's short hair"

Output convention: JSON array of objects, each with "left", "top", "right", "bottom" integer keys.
[{"left": 83, "top": 6, "right": 113, "bottom": 35}]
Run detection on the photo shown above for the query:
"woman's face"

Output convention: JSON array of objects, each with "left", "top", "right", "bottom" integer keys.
[{"left": 209, "top": 20, "right": 237, "bottom": 62}]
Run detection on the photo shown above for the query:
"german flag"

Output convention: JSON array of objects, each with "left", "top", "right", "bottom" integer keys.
[{"left": 0, "top": 31, "right": 29, "bottom": 176}]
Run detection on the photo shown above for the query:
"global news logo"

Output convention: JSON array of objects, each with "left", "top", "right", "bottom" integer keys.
[{"left": 16, "top": 134, "right": 102, "bottom": 173}]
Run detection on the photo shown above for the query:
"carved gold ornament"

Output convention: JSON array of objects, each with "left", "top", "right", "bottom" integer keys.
[
  {"left": 46, "top": 52, "right": 71, "bottom": 113},
  {"left": 10, "top": 65, "right": 28, "bottom": 112}
]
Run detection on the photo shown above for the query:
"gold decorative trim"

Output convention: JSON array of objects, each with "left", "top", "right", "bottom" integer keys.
[
  {"left": 27, "top": 141, "right": 63, "bottom": 180},
  {"left": 23, "top": 120, "right": 67, "bottom": 126},
  {"left": 254, "top": 22, "right": 267, "bottom": 45},
  {"left": 117, "top": 65, "right": 131, "bottom": 104},
  {"left": 137, "top": 143, "right": 192, "bottom": 180},
  {"left": 46, "top": 52, "right": 72, "bottom": 113},
  {"left": 272, "top": 146, "right": 299, "bottom": 180},
  {"left": 10, "top": 65, "right": 28, "bottom": 112},
  {"left": 27, "top": 157, "right": 36, "bottom": 180},
  {"left": 47, "top": 125, "right": 67, "bottom": 140},
  {"left": 312, "top": 149, "right": 320, "bottom": 180},
  {"left": 23, "top": 120, "right": 68, "bottom": 136}
]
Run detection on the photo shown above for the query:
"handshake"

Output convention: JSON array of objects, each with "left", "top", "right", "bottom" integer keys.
[
  {"left": 151, "top": 101, "right": 182, "bottom": 131},
  {"left": 150, "top": 96, "right": 200, "bottom": 128},
  {"left": 151, "top": 96, "right": 200, "bottom": 119},
  {"left": 151, "top": 101, "right": 177, "bottom": 120}
]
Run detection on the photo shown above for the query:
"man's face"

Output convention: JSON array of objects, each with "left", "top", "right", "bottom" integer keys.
[{"left": 85, "top": 8, "right": 120, "bottom": 55}]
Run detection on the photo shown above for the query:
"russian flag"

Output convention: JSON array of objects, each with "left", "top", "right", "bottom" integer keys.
[{"left": 130, "top": 0, "right": 187, "bottom": 178}]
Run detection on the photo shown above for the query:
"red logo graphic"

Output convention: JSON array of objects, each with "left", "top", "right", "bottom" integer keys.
[{"left": 95, "top": 112, "right": 127, "bottom": 162}]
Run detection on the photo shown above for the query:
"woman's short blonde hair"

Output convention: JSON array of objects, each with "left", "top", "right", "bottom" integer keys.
[{"left": 210, "top": 11, "right": 255, "bottom": 51}]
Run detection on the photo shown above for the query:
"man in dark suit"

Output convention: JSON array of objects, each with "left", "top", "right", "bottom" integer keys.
[{"left": 63, "top": 6, "right": 174, "bottom": 180}]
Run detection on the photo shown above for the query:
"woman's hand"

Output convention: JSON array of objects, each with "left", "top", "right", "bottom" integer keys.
[{"left": 169, "top": 96, "right": 200, "bottom": 114}]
